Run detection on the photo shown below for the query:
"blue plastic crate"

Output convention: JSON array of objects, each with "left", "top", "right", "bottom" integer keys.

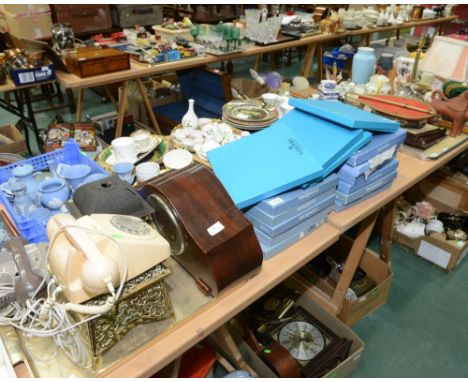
[{"left": 0, "top": 139, "right": 108, "bottom": 243}]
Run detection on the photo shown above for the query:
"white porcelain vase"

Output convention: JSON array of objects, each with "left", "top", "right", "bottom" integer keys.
[{"left": 182, "top": 99, "right": 199, "bottom": 129}]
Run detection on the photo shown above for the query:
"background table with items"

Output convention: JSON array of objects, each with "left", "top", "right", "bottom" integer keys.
[{"left": 54, "top": 15, "right": 457, "bottom": 139}]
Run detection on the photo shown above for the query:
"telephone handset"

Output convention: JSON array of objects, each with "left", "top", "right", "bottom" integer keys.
[
  {"left": 47, "top": 213, "right": 170, "bottom": 304},
  {"left": 48, "top": 214, "right": 120, "bottom": 296}
]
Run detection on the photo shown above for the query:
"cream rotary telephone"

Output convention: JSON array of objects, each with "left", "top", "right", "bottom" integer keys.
[{"left": 46, "top": 214, "right": 170, "bottom": 304}]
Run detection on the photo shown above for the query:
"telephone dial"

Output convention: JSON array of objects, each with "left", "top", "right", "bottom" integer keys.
[{"left": 47, "top": 213, "right": 170, "bottom": 304}]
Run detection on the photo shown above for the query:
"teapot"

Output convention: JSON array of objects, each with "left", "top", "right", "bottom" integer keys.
[{"left": 430, "top": 90, "right": 468, "bottom": 137}]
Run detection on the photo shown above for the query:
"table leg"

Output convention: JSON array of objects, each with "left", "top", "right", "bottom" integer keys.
[
  {"left": 22, "top": 89, "right": 44, "bottom": 153},
  {"left": 300, "top": 43, "right": 317, "bottom": 78},
  {"left": 316, "top": 43, "right": 323, "bottom": 81},
  {"left": 104, "top": 85, "right": 117, "bottom": 109},
  {"left": 170, "top": 357, "right": 181, "bottom": 378},
  {"left": 331, "top": 211, "right": 379, "bottom": 308},
  {"left": 211, "top": 326, "right": 258, "bottom": 377},
  {"left": 365, "top": 34, "right": 371, "bottom": 47},
  {"left": 66, "top": 88, "right": 76, "bottom": 114},
  {"left": 136, "top": 78, "right": 161, "bottom": 135},
  {"left": 379, "top": 199, "right": 396, "bottom": 263},
  {"left": 76, "top": 88, "right": 84, "bottom": 122},
  {"left": 115, "top": 80, "right": 129, "bottom": 138},
  {"left": 254, "top": 54, "right": 262, "bottom": 72}
]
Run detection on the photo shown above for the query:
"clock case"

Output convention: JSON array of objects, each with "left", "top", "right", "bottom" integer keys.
[
  {"left": 137, "top": 163, "right": 263, "bottom": 296},
  {"left": 268, "top": 306, "right": 352, "bottom": 377}
]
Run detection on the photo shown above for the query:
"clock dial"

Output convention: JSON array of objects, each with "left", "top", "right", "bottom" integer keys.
[
  {"left": 278, "top": 320, "right": 325, "bottom": 361},
  {"left": 147, "top": 194, "right": 186, "bottom": 256}
]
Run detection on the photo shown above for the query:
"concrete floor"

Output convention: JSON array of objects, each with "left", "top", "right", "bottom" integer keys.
[{"left": 2, "top": 50, "right": 467, "bottom": 378}]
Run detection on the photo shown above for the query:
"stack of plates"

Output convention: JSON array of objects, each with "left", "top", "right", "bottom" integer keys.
[{"left": 222, "top": 100, "right": 278, "bottom": 131}]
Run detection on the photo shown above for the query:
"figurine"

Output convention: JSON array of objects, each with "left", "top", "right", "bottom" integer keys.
[{"left": 431, "top": 90, "right": 468, "bottom": 137}]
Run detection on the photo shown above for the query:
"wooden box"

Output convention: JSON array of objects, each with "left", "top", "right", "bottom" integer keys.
[
  {"left": 0, "top": 124, "right": 27, "bottom": 155},
  {"left": 111, "top": 5, "right": 162, "bottom": 28},
  {"left": 64, "top": 47, "right": 130, "bottom": 78},
  {"left": 51, "top": 5, "right": 111, "bottom": 35}
]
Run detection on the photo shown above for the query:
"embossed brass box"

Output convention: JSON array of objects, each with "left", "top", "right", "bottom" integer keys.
[{"left": 75, "top": 265, "right": 174, "bottom": 369}]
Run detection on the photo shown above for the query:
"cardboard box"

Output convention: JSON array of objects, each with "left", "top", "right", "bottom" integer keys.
[
  {"left": 396, "top": 187, "right": 467, "bottom": 271},
  {"left": 296, "top": 235, "right": 393, "bottom": 326},
  {"left": 0, "top": 5, "right": 50, "bottom": 15},
  {"left": 231, "top": 78, "right": 276, "bottom": 99},
  {"left": 417, "top": 234, "right": 468, "bottom": 271},
  {"left": 226, "top": 287, "right": 364, "bottom": 377},
  {"left": 280, "top": 276, "right": 364, "bottom": 377},
  {"left": 419, "top": 168, "right": 468, "bottom": 213},
  {"left": 0, "top": 124, "right": 27, "bottom": 154},
  {"left": 0, "top": 7, "right": 52, "bottom": 40},
  {"left": 393, "top": 229, "right": 420, "bottom": 253}
]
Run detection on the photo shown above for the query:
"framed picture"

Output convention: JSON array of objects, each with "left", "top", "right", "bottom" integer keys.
[{"left": 0, "top": 206, "right": 18, "bottom": 250}]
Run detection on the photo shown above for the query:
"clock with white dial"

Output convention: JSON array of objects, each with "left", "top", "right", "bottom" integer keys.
[{"left": 278, "top": 320, "right": 325, "bottom": 361}]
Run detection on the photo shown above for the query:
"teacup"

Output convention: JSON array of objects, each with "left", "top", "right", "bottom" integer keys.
[
  {"left": 132, "top": 130, "right": 151, "bottom": 152},
  {"left": 379, "top": 53, "right": 394, "bottom": 71},
  {"left": 113, "top": 162, "right": 135, "bottom": 184},
  {"left": 112, "top": 137, "right": 139, "bottom": 163},
  {"left": 319, "top": 80, "right": 337, "bottom": 94},
  {"left": 419, "top": 71, "right": 435, "bottom": 87},
  {"left": 135, "top": 162, "right": 160, "bottom": 183}
]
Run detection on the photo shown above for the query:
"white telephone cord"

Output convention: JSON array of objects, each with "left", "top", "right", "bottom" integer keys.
[{"left": 0, "top": 224, "right": 128, "bottom": 368}]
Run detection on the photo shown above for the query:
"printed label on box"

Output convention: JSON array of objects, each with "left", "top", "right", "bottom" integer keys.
[
  {"left": 268, "top": 197, "right": 283, "bottom": 207},
  {"left": 18, "top": 72, "right": 35, "bottom": 84},
  {"left": 207, "top": 221, "right": 224, "bottom": 236},
  {"left": 418, "top": 240, "right": 450, "bottom": 268}
]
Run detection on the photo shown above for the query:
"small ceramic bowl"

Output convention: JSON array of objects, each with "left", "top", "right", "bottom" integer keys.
[{"left": 163, "top": 149, "right": 193, "bottom": 170}]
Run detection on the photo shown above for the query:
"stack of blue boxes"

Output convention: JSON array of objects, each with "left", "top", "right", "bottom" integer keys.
[
  {"left": 334, "top": 129, "right": 407, "bottom": 211},
  {"left": 245, "top": 174, "right": 338, "bottom": 259}
]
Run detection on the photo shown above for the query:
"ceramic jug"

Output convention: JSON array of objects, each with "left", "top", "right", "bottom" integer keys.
[
  {"left": 12, "top": 164, "right": 44, "bottom": 196},
  {"left": 352, "top": 47, "right": 376, "bottom": 84},
  {"left": 182, "top": 99, "right": 199, "bottom": 129},
  {"left": 38, "top": 178, "right": 70, "bottom": 210},
  {"left": 430, "top": 90, "right": 468, "bottom": 137}
]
